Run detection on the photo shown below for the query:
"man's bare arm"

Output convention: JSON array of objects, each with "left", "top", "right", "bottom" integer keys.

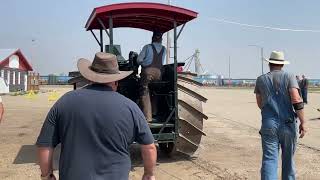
[
  {"left": 38, "top": 147, "right": 54, "bottom": 177},
  {"left": 256, "top": 94, "right": 262, "bottom": 109},
  {"left": 141, "top": 143, "right": 157, "bottom": 179},
  {"left": 289, "top": 88, "right": 306, "bottom": 138}
]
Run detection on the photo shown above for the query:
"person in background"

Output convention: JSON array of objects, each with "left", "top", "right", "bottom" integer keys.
[
  {"left": 36, "top": 52, "right": 157, "bottom": 180},
  {"left": 301, "top": 75, "right": 309, "bottom": 104},
  {"left": 137, "top": 31, "right": 166, "bottom": 122},
  {"left": 255, "top": 51, "right": 306, "bottom": 180},
  {"left": 0, "top": 96, "right": 4, "bottom": 123},
  {"left": 296, "top": 75, "right": 301, "bottom": 88},
  {"left": 296, "top": 75, "right": 302, "bottom": 97}
]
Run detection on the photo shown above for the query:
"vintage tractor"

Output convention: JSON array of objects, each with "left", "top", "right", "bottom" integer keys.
[{"left": 69, "top": 2, "right": 207, "bottom": 156}]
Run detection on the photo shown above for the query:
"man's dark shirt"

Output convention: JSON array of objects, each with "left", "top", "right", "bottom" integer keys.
[{"left": 36, "top": 84, "right": 154, "bottom": 180}]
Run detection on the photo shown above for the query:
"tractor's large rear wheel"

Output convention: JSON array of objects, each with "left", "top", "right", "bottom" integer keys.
[{"left": 159, "top": 74, "right": 207, "bottom": 156}]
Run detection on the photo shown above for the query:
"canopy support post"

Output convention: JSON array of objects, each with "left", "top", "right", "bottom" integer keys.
[
  {"left": 173, "top": 20, "right": 178, "bottom": 135},
  {"left": 100, "top": 29, "right": 103, "bottom": 52},
  {"left": 109, "top": 16, "right": 114, "bottom": 53},
  {"left": 90, "top": 30, "right": 101, "bottom": 47},
  {"left": 177, "top": 23, "right": 186, "bottom": 40},
  {"left": 97, "top": 17, "right": 110, "bottom": 38}
]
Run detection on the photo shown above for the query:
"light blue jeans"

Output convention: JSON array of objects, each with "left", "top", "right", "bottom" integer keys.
[{"left": 260, "top": 124, "right": 297, "bottom": 180}]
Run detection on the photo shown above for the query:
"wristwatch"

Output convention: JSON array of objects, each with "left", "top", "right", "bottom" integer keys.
[{"left": 40, "top": 173, "right": 54, "bottom": 180}]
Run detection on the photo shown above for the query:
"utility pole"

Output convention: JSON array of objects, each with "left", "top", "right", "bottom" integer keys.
[
  {"left": 248, "top": 45, "right": 264, "bottom": 75},
  {"left": 166, "top": 0, "right": 171, "bottom": 64},
  {"left": 30, "top": 39, "right": 36, "bottom": 69},
  {"left": 261, "top": 47, "right": 264, "bottom": 74},
  {"left": 228, "top": 56, "right": 231, "bottom": 87}
]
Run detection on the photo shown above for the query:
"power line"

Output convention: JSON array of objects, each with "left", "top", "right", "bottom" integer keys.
[
  {"left": 183, "top": 54, "right": 195, "bottom": 62},
  {"left": 207, "top": 17, "right": 320, "bottom": 33}
]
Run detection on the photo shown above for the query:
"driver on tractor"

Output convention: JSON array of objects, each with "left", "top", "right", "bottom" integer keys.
[{"left": 137, "top": 31, "right": 167, "bottom": 122}]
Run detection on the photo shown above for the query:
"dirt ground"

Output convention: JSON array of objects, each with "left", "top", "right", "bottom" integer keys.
[{"left": 0, "top": 86, "right": 319, "bottom": 180}]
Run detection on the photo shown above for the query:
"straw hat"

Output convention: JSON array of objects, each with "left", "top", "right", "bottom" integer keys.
[
  {"left": 77, "top": 52, "right": 132, "bottom": 83},
  {"left": 265, "top": 51, "right": 290, "bottom": 65}
]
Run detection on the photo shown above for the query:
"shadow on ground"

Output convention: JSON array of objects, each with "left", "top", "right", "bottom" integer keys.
[
  {"left": 13, "top": 144, "right": 192, "bottom": 171},
  {"left": 13, "top": 144, "right": 61, "bottom": 170},
  {"left": 309, "top": 117, "right": 320, "bottom": 121},
  {"left": 130, "top": 144, "right": 194, "bottom": 169}
]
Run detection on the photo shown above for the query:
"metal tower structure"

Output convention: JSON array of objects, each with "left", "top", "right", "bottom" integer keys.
[
  {"left": 194, "top": 49, "right": 201, "bottom": 75},
  {"left": 183, "top": 49, "right": 204, "bottom": 75}
]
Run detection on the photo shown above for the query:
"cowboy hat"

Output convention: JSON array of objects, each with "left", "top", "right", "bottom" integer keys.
[
  {"left": 265, "top": 51, "right": 290, "bottom": 65},
  {"left": 77, "top": 52, "right": 132, "bottom": 83}
]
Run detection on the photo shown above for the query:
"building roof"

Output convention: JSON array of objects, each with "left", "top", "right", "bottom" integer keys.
[
  {"left": 0, "top": 49, "right": 33, "bottom": 71},
  {"left": 0, "top": 49, "right": 18, "bottom": 61},
  {"left": 85, "top": 2, "right": 198, "bottom": 33}
]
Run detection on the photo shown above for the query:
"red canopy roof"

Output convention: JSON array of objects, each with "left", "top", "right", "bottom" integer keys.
[{"left": 85, "top": 2, "right": 198, "bottom": 33}]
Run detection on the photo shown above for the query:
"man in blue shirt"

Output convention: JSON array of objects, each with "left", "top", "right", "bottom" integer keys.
[
  {"left": 137, "top": 31, "right": 167, "bottom": 67},
  {"left": 300, "top": 75, "right": 309, "bottom": 104},
  {"left": 137, "top": 31, "right": 167, "bottom": 122},
  {"left": 36, "top": 52, "right": 157, "bottom": 180}
]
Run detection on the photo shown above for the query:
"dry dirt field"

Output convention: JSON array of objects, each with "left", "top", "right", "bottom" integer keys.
[{"left": 0, "top": 86, "right": 319, "bottom": 180}]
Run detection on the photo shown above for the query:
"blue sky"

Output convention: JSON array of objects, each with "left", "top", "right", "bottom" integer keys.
[{"left": 1, "top": 0, "right": 320, "bottom": 78}]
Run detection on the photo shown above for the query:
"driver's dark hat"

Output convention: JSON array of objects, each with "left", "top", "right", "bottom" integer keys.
[{"left": 152, "top": 31, "right": 163, "bottom": 39}]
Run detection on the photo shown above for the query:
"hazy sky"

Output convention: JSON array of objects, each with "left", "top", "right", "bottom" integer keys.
[{"left": 1, "top": 0, "right": 320, "bottom": 78}]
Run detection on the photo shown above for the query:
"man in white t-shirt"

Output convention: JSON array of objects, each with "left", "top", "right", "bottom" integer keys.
[{"left": 0, "top": 96, "right": 4, "bottom": 123}]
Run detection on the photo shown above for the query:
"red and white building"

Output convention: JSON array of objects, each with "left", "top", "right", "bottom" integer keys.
[{"left": 0, "top": 49, "right": 33, "bottom": 93}]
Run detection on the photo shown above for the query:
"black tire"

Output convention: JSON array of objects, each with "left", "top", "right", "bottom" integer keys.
[{"left": 158, "top": 142, "right": 175, "bottom": 155}]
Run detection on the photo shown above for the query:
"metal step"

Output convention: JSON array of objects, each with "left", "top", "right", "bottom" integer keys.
[{"left": 149, "top": 122, "right": 174, "bottom": 129}]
